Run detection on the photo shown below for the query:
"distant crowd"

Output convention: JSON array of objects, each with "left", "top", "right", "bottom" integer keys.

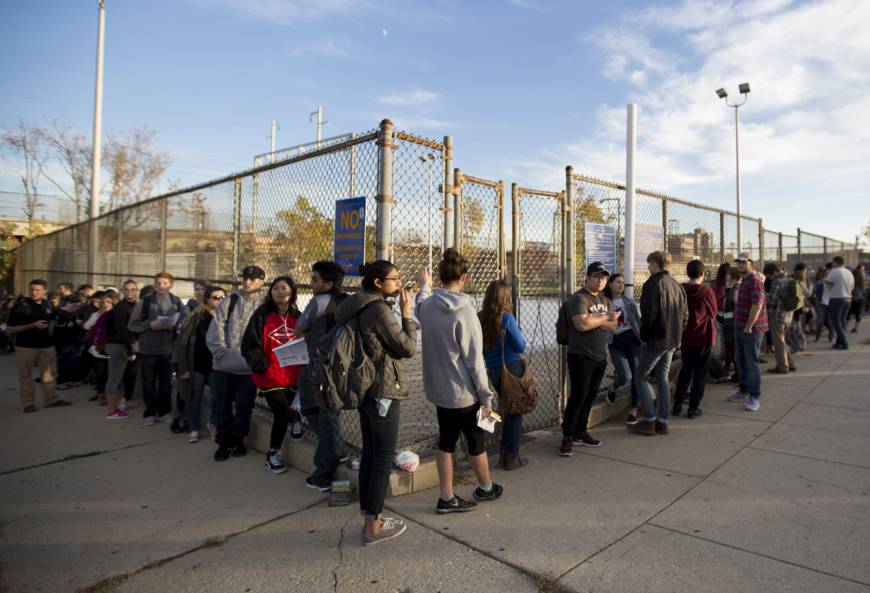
[{"left": 1, "top": 249, "right": 866, "bottom": 545}]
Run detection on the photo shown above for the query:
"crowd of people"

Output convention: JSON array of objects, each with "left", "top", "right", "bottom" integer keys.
[{"left": 1, "top": 248, "right": 866, "bottom": 546}]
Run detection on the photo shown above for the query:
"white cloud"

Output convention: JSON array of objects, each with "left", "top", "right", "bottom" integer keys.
[
  {"left": 289, "top": 38, "right": 356, "bottom": 59},
  {"left": 377, "top": 89, "right": 440, "bottom": 108},
  {"left": 199, "top": 0, "right": 356, "bottom": 24}
]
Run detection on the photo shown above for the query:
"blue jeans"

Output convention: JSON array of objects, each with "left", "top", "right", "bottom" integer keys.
[
  {"left": 735, "top": 328, "right": 763, "bottom": 398},
  {"left": 634, "top": 346, "right": 675, "bottom": 423},
  {"left": 211, "top": 370, "right": 257, "bottom": 448},
  {"left": 54, "top": 343, "right": 78, "bottom": 384},
  {"left": 187, "top": 371, "right": 211, "bottom": 431},
  {"left": 828, "top": 298, "right": 850, "bottom": 348},
  {"left": 300, "top": 367, "right": 348, "bottom": 487},
  {"left": 140, "top": 353, "right": 173, "bottom": 418},
  {"left": 609, "top": 331, "right": 641, "bottom": 408},
  {"left": 486, "top": 361, "right": 525, "bottom": 452}
]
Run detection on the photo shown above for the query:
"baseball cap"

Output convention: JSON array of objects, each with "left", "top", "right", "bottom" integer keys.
[
  {"left": 734, "top": 252, "right": 753, "bottom": 262},
  {"left": 586, "top": 261, "right": 610, "bottom": 277},
  {"left": 240, "top": 265, "right": 265, "bottom": 280}
]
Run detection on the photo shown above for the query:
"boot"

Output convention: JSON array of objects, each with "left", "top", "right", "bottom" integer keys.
[{"left": 503, "top": 450, "right": 528, "bottom": 471}]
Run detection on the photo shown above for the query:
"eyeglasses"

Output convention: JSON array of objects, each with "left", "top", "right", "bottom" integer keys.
[
  {"left": 211, "top": 296, "right": 225, "bottom": 301},
  {"left": 383, "top": 276, "right": 400, "bottom": 282}
]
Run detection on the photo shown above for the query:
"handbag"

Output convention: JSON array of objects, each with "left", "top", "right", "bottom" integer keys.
[{"left": 498, "top": 335, "right": 539, "bottom": 415}]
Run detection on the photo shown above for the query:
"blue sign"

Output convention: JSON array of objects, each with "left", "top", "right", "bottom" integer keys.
[
  {"left": 334, "top": 197, "right": 366, "bottom": 277},
  {"left": 585, "top": 223, "right": 617, "bottom": 273}
]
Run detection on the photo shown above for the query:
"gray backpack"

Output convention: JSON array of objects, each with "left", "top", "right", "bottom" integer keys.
[{"left": 310, "top": 300, "right": 381, "bottom": 411}]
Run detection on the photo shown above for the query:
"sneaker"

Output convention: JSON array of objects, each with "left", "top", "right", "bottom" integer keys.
[
  {"left": 169, "top": 417, "right": 186, "bottom": 434},
  {"left": 232, "top": 442, "right": 248, "bottom": 457},
  {"left": 214, "top": 445, "right": 231, "bottom": 462},
  {"left": 686, "top": 407, "right": 703, "bottom": 419},
  {"left": 305, "top": 477, "right": 331, "bottom": 492},
  {"left": 726, "top": 390, "right": 748, "bottom": 402},
  {"left": 558, "top": 436, "right": 573, "bottom": 457},
  {"left": 605, "top": 388, "right": 616, "bottom": 406},
  {"left": 745, "top": 396, "right": 760, "bottom": 412},
  {"left": 573, "top": 433, "right": 602, "bottom": 448},
  {"left": 265, "top": 449, "right": 288, "bottom": 474},
  {"left": 23, "top": 405, "right": 37, "bottom": 413},
  {"left": 363, "top": 517, "right": 407, "bottom": 546},
  {"left": 767, "top": 367, "right": 788, "bottom": 374},
  {"left": 473, "top": 482, "right": 504, "bottom": 502},
  {"left": 142, "top": 415, "right": 156, "bottom": 427},
  {"left": 625, "top": 413, "right": 638, "bottom": 425},
  {"left": 188, "top": 431, "right": 200, "bottom": 443},
  {"left": 628, "top": 419, "right": 655, "bottom": 436},
  {"left": 289, "top": 421, "right": 304, "bottom": 441},
  {"left": 158, "top": 413, "right": 174, "bottom": 424},
  {"left": 654, "top": 421, "right": 669, "bottom": 435},
  {"left": 45, "top": 399, "right": 71, "bottom": 408},
  {"left": 436, "top": 495, "right": 477, "bottom": 514},
  {"left": 106, "top": 408, "right": 130, "bottom": 420}
]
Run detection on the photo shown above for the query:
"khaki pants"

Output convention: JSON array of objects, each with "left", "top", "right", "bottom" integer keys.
[
  {"left": 771, "top": 315, "right": 793, "bottom": 371},
  {"left": 16, "top": 346, "right": 57, "bottom": 407}
]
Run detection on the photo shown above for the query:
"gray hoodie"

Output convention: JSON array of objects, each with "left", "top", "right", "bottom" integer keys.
[
  {"left": 415, "top": 285, "right": 495, "bottom": 410},
  {"left": 205, "top": 289, "right": 263, "bottom": 375},
  {"left": 127, "top": 292, "right": 187, "bottom": 356}
]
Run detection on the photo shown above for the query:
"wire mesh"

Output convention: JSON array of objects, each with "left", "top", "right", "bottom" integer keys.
[{"left": 458, "top": 175, "right": 504, "bottom": 308}]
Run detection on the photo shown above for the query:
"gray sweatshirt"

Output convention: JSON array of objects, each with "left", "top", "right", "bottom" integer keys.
[
  {"left": 205, "top": 289, "right": 263, "bottom": 375},
  {"left": 415, "top": 285, "right": 495, "bottom": 410},
  {"left": 126, "top": 292, "right": 187, "bottom": 356}
]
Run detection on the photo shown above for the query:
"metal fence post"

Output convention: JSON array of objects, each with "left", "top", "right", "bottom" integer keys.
[
  {"left": 564, "top": 167, "right": 576, "bottom": 296},
  {"left": 778, "top": 232, "right": 783, "bottom": 262},
  {"left": 719, "top": 211, "right": 725, "bottom": 263},
  {"left": 453, "top": 167, "right": 463, "bottom": 252},
  {"left": 797, "top": 228, "right": 802, "bottom": 257},
  {"left": 823, "top": 237, "right": 828, "bottom": 259},
  {"left": 511, "top": 183, "right": 521, "bottom": 323},
  {"left": 159, "top": 198, "right": 168, "bottom": 272},
  {"left": 497, "top": 181, "right": 506, "bottom": 279},
  {"left": 376, "top": 119, "right": 395, "bottom": 262},
  {"left": 757, "top": 219, "right": 764, "bottom": 268},
  {"left": 349, "top": 131, "right": 357, "bottom": 197},
  {"left": 115, "top": 211, "right": 123, "bottom": 284},
  {"left": 442, "top": 136, "right": 454, "bottom": 251},
  {"left": 252, "top": 156, "right": 260, "bottom": 238},
  {"left": 661, "top": 197, "right": 669, "bottom": 251},
  {"left": 232, "top": 178, "right": 242, "bottom": 286}
]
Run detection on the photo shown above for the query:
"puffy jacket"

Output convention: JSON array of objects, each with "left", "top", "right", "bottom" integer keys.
[
  {"left": 241, "top": 304, "right": 302, "bottom": 391},
  {"left": 334, "top": 290, "right": 418, "bottom": 401},
  {"left": 639, "top": 271, "right": 689, "bottom": 350}
]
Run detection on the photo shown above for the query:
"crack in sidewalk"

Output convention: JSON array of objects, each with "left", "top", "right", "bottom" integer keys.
[
  {"left": 0, "top": 438, "right": 171, "bottom": 477},
  {"left": 332, "top": 515, "right": 352, "bottom": 593}
]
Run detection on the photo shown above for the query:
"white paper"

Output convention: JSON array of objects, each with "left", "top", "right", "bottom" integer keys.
[
  {"left": 476, "top": 407, "right": 502, "bottom": 433},
  {"left": 273, "top": 337, "right": 309, "bottom": 367},
  {"left": 154, "top": 315, "right": 176, "bottom": 330}
]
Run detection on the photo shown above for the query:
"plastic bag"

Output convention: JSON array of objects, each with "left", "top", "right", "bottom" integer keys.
[{"left": 394, "top": 450, "right": 419, "bottom": 473}]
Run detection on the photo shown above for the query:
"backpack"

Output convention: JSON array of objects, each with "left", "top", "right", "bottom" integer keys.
[
  {"left": 310, "top": 300, "right": 381, "bottom": 411},
  {"left": 135, "top": 293, "right": 183, "bottom": 332},
  {"left": 224, "top": 292, "right": 240, "bottom": 336},
  {"left": 555, "top": 297, "right": 574, "bottom": 345},
  {"left": 780, "top": 279, "right": 800, "bottom": 312}
]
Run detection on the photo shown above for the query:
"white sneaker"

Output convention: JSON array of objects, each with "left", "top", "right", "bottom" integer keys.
[
  {"left": 158, "top": 414, "right": 174, "bottom": 424},
  {"left": 726, "top": 390, "right": 748, "bottom": 402},
  {"left": 744, "top": 396, "right": 760, "bottom": 412},
  {"left": 289, "top": 421, "right": 304, "bottom": 441},
  {"left": 188, "top": 431, "right": 200, "bottom": 443},
  {"left": 143, "top": 415, "right": 156, "bottom": 427}
]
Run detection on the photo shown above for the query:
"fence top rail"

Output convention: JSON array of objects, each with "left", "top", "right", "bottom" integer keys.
[
  {"left": 19, "top": 129, "right": 380, "bottom": 244},
  {"left": 517, "top": 186, "right": 561, "bottom": 199},
  {"left": 459, "top": 173, "right": 501, "bottom": 190},
  {"left": 394, "top": 131, "right": 446, "bottom": 153}
]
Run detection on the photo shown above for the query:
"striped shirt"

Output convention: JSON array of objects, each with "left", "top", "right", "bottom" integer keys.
[{"left": 735, "top": 271, "right": 768, "bottom": 333}]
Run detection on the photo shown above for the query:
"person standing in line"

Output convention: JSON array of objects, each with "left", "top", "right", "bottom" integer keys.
[
  {"left": 560, "top": 262, "right": 618, "bottom": 454},
  {"left": 765, "top": 263, "right": 796, "bottom": 374},
  {"left": 479, "top": 279, "right": 528, "bottom": 470},
  {"left": 336, "top": 260, "right": 417, "bottom": 545},
  {"left": 789, "top": 264, "right": 811, "bottom": 353},
  {"left": 672, "top": 260, "right": 718, "bottom": 419},
  {"left": 813, "top": 266, "right": 832, "bottom": 343},
  {"left": 105, "top": 279, "right": 139, "bottom": 416},
  {"left": 416, "top": 250, "right": 504, "bottom": 511},
  {"left": 848, "top": 264, "right": 865, "bottom": 333},
  {"left": 602, "top": 274, "right": 642, "bottom": 424},
  {"left": 296, "top": 261, "right": 349, "bottom": 492},
  {"left": 242, "top": 276, "right": 303, "bottom": 475},
  {"left": 127, "top": 272, "right": 188, "bottom": 426},
  {"left": 6, "top": 279, "right": 72, "bottom": 412},
  {"left": 57, "top": 282, "right": 76, "bottom": 306},
  {"left": 53, "top": 294, "right": 82, "bottom": 389},
  {"left": 825, "top": 256, "right": 854, "bottom": 350},
  {"left": 720, "top": 267, "right": 741, "bottom": 383},
  {"left": 629, "top": 251, "right": 688, "bottom": 436},
  {"left": 84, "top": 290, "right": 111, "bottom": 405},
  {"left": 206, "top": 265, "right": 265, "bottom": 461},
  {"left": 89, "top": 291, "right": 120, "bottom": 411},
  {"left": 726, "top": 253, "right": 769, "bottom": 412},
  {"left": 174, "top": 285, "right": 225, "bottom": 444},
  {"left": 187, "top": 279, "right": 209, "bottom": 311}
]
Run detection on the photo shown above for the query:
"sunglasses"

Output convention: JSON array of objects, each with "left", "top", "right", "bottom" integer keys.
[{"left": 211, "top": 296, "right": 225, "bottom": 301}]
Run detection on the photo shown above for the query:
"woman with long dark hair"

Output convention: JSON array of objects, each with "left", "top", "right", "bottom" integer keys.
[
  {"left": 242, "top": 276, "right": 304, "bottom": 475},
  {"left": 335, "top": 260, "right": 416, "bottom": 545},
  {"left": 813, "top": 266, "right": 832, "bottom": 343},
  {"left": 849, "top": 264, "right": 866, "bottom": 333},
  {"left": 603, "top": 274, "right": 642, "bottom": 423},
  {"left": 479, "top": 279, "right": 528, "bottom": 470}
]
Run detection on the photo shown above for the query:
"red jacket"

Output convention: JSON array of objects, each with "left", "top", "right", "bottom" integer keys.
[
  {"left": 242, "top": 307, "right": 302, "bottom": 391},
  {"left": 681, "top": 283, "right": 718, "bottom": 348}
]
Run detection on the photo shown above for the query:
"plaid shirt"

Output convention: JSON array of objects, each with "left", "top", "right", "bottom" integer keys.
[
  {"left": 768, "top": 276, "right": 792, "bottom": 323},
  {"left": 735, "top": 272, "right": 768, "bottom": 333}
]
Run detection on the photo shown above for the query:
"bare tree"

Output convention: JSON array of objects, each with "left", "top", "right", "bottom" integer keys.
[
  {"left": 1, "top": 121, "right": 47, "bottom": 238},
  {"left": 37, "top": 121, "right": 92, "bottom": 222},
  {"left": 104, "top": 127, "right": 170, "bottom": 211}
]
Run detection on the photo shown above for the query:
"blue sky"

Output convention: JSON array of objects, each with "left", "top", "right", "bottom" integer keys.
[{"left": 1, "top": 0, "right": 868, "bottom": 243}]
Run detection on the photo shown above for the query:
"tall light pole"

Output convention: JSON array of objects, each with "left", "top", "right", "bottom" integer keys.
[
  {"left": 89, "top": 0, "right": 106, "bottom": 284},
  {"left": 310, "top": 106, "right": 326, "bottom": 148},
  {"left": 269, "top": 119, "right": 279, "bottom": 163},
  {"left": 419, "top": 153, "right": 436, "bottom": 272},
  {"left": 716, "top": 82, "right": 750, "bottom": 252}
]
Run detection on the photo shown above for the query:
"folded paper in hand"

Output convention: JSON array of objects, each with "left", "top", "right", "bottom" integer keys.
[
  {"left": 476, "top": 407, "right": 502, "bottom": 433},
  {"left": 273, "top": 337, "right": 309, "bottom": 367}
]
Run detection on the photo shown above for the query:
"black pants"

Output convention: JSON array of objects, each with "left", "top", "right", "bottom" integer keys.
[
  {"left": 674, "top": 346, "right": 712, "bottom": 410},
  {"left": 358, "top": 397, "right": 399, "bottom": 520},
  {"left": 140, "top": 353, "right": 173, "bottom": 418},
  {"left": 261, "top": 388, "right": 299, "bottom": 450},
  {"left": 562, "top": 353, "right": 607, "bottom": 437}
]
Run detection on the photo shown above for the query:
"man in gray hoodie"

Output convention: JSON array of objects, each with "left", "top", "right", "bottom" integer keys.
[
  {"left": 206, "top": 265, "right": 265, "bottom": 461},
  {"left": 416, "top": 249, "right": 503, "bottom": 514}
]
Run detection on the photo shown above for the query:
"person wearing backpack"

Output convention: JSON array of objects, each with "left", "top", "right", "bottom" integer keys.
[
  {"left": 765, "top": 263, "right": 797, "bottom": 374},
  {"left": 206, "top": 265, "right": 266, "bottom": 461},
  {"left": 416, "top": 249, "right": 504, "bottom": 511},
  {"left": 242, "top": 276, "right": 303, "bottom": 475},
  {"left": 330, "top": 260, "right": 416, "bottom": 545},
  {"left": 296, "top": 260, "right": 349, "bottom": 492},
  {"left": 128, "top": 272, "right": 188, "bottom": 426}
]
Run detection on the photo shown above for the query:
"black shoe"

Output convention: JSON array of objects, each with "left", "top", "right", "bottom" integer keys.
[
  {"left": 214, "top": 446, "right": 231, "bottom": 462},
  {"left": 232, "top": 442, "right": 247, "bottom": 457},
  {"left": 573, "top": 433, "right": 601, "bottom": 448},
  {"left": 558, "top": 436, "right": 573, "bottom": 457},
  {"left": 304, "top": 477, "right": 331, "bottom": 492},
  {"left": 672, "top": 400, "right": 683, "bottom": 416},
  {"left": 473, "top": 482, "right": 504, "bottom": 502},
  {"left": 687, "top": 407, "right": 703, "bottom": 419},
  {"left": 169, "top": 418, "right": 186, "bottom": 434},
  {"left": 625, "top": 413, "right": 638, "bottom": 425},
  {"left": 605, "top": 389, "right": 616, "bottom": 405},
  {"left": 436, "top": 495, "right": 477, "bottom": 514}
]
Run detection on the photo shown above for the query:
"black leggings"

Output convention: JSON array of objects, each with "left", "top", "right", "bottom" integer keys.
[
  {"left": 261, "top": 388, "right": 299, "bottom": 450},
  {"left": 562, "top": 353, "right": 607, "bottom": 437},
  {"left": 358, "top": 397, "right": 400, "bottom": 520}
]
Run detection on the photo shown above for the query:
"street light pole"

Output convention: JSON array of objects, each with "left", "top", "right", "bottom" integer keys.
[
  {"left": 89, "top": 0, "right": 106, "bottom": 284},
  {"left": 717, "top": 83, "right": 750, "bottom": 252}
]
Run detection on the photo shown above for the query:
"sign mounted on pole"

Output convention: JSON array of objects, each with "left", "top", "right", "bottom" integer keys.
[
  {"left": 584, "top": 223, "right": 617, "bottom": 273},
  {"left": 334, "top": 196, "right": 366, "bottom": 277}
]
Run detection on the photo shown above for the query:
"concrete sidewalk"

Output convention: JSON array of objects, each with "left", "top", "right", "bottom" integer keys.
[{"left": 1, "top": 326, "right": 869, "bottom": 593}]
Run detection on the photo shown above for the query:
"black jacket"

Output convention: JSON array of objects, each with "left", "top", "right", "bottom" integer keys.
[
  {"left": 108, "top": 299, "right": 137, "bottom": 353},
  {"left": 639, "top": 271, "right": 689, "bottom": 350},
  {"left": 241, "top": 303, "right": 300, "bottom": 376}
]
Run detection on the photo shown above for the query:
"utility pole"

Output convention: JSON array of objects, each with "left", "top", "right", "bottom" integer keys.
[
  {"left": 310, "top": 106, "right": 326, "bottom": 148},
  {"left": 269, "top": 119, "right": 278, "bottom": 163},
  {"left": 89, "top": 0, "right": 106, "bottom": 284}
]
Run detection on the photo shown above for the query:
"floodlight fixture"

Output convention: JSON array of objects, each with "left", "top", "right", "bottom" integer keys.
[
  {"left": 716, "top": 88, "right": 728, "bottom": 99},
  {"left": 739, "top": 82, "right": 750, "bottom": 94}
]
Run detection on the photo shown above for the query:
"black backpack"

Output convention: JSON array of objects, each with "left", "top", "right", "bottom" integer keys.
[
  {"left": 779, "top": 279, "right": 800, "bottom": 312},
  {"left": 555, "top": 297, "right": 574, "bottom": 345}
]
